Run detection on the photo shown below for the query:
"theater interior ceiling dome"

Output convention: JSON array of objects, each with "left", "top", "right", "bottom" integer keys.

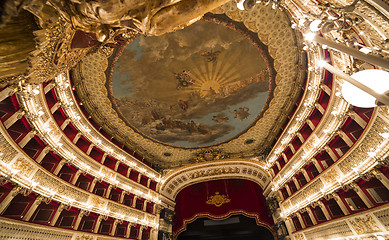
[{"left": 72, "top": 3, "right": 306, "bottom": 168}]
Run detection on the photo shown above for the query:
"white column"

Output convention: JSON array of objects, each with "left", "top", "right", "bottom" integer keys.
[
  {"left": 318, "top": 201, "right": 332, "bottom": 220},
  {"left": 349, "top": 111, "right": 367, "bottom": 128},
  {"left": 35, "top": 146, "right": 51, "bottom": 163},
  {"left": 86, "top": 144, "right": 94, "bottom": 155},
  {"left": 296, "top": 132, "right": 305, "bottom": 143},
  {"left": 0, "top": 187, "right": 20, "bottom": 214},
  {"left": 4, "top": 109, "right": 25, "bottom": 129},
  {"left": 306, "top": 207, "right": 317, "bottom": 225},
  {"left": 324, "top": 145, "right": 338, "bottom": 162},
  {"left": 275, "top": 161, "right": 281, "bottom": 170},
  {"left": 331, "top": 192, "right": 350, "bottom": 215},
  {"left": 132, "top": 196, "right": 138, "bottom": 208},
  {"left": 289, "top": 143, "right": 296, "bottom": 154},
  {"left": 44, "top": 82, "right": 55, "bottom": 93},
  {"left": 119, "top": 191, "right": 126, "bottom": 203},
  {"left": 113, "top": 161, "right": 120, "bottom": 171},
  {"left": 306, "top": 119, "right": 315, "bottom": 130},
  {"left": 73, "top": 210, "right": 87, "bottom": 230},
  {"left": 94, "top": 215, "right": 104, "bottom": 233},
  {"left": 285, "top": 217, "right": 296, "bottom": 233},
  {"left": 110, "top": 219, "right": 119, "bottom": 236},
  {"left": 89, "top": 179, "right": 98, "bottom": 192},
  {"left": 292, "top": 177, "right": 300, "bottom": 190},
  {"left": 372, "top": 169, "right": 389, "bottom": 190},
  {"left": 337, "top": 130, "right": 354, "bottom": 147},
  {"left": 18, "top": 130, "right": 36, "bottom": 148},
  {"left": 72, "top": 132, "right": 82, "bottom": 144},
  {"left": 282, "top": 153, "right": 288, "bottom": 163},
  {"left": 53, "top": 159, "right": 66, "bottom": 175},
  {"left": 101, "top": 153, "right": 107, "bottom": 164},
  {"left": 71, "top": 170, "right": 82, "bottom": 185},
  {"left": 320, "top": 83, "right": 331, "bottom": 95},
  {"left": 150, "top": 228, "right": 159, "bottom": 240},
  {"left": 23, "top": 197, "right": 42, "bottom": 221},
  {"left": 278, "top": 190, "right": 284, "bottom": 201},
  {"left": 312, "top": 158, "right": 323, "bottom": 173},
  {"left": 50, "top": 204, "right": 65, "bottom": 226},
  {"left": 126, "top": 168, "right": 132, "bottom": 178},
  {"left": 314, "top": 102, "right": 325, "bottom": 114},
  {"left": 301, "top": 168, "right": 311, "bottom": 182},
  {"left": 138, "top": 226, "right": 145, "bottom": 240},
  {"left": 137, "top": 174, "right": 142, "bottom": 183},
  {"left": 60, "top": 119, "right": 71, "bottom": 130},
  {"left": 147, "top": 179, "right": 152, "bottom": 188},
  {"left": 105, "top": 185, "right": 113, "bottom": 198},
  {"left": 50, "top": 102, "right": 61, "bottom": 114},
  {"left": 296, "top": 212, "right": 306, "bottom": 229},
  {"left": 285, "top": 184, "right": 292, "bottom": 197},
  {"left": 143, "top": 200, "right": 148, "bottom": 212},
  {"left": 126, "top": 223, "right": 133, "bottom": 238},
  {"left": 350, "top": 183, "right": 374, "bottom": 208},
  {"left": 0, "top": 86, "right": 17, "bottom": 102}
]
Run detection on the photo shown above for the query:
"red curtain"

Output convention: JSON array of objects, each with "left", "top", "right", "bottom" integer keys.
[{"left": 173, "top": 179, "right": 274, "bottom": 237}]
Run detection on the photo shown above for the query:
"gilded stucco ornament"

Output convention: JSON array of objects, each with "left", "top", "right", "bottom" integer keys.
[
  {"left": 193, "top": 149, "right": 230, "bottom": 163},
  {"left": 206, "top": 192, "right": 231, "bottom": 207},
  {"left": 0, "top": 0, "right": 230, "bottom": 84},
  {"left": 350, "top": 215, "right": 380, "bottom": 234},
  {"left": 19, "top": 0, "right": 231, "bottom": 42}
]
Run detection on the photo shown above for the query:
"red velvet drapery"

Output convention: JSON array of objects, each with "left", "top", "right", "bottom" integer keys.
[{"left": 173, "top": 179, "right": 274, "bottom": 238}]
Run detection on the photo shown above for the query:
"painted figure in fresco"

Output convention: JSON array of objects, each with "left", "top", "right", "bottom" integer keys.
[
  {"left": 175, "top": 70, "right": 195, "bottom": 89},
  {"left": 233, "top": 107, "right": 250, "bottom": 120},
  {"left": 200, "top": 49, "right": 221, "bottom": 63},
  {"left": 212, "top": 113, "right": 229, "bottom": 123}
]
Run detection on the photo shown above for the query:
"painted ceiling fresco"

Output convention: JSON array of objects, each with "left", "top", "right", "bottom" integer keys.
[{"left": 111, "top": 20, "right": 271, "bottom": 147}]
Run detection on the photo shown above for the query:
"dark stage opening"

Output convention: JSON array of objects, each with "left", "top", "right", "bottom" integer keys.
[{"left": 177, "top": 215, "right": 274, "bottom": 240}]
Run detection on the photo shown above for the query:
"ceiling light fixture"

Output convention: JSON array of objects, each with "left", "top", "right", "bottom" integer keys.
[{"left": 318, "top": 61, "right": 389, "bottom": 107}]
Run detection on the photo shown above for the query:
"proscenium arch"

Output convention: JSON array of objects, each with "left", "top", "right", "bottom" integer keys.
[
  {"left": 159, "top": 158, "right": 271, "bottom": 201},
  {"left": 172, "top": 178, "right": 275, "bottom": 239}
]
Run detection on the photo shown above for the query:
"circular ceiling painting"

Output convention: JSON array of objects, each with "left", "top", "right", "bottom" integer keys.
[{"left": 109, "top": 19, "right": 273, "bottom": 148}]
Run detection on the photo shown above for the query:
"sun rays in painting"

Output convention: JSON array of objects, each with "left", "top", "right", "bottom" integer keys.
[{"left": 111, "top": 20, "right": 271, "bottom": 147}]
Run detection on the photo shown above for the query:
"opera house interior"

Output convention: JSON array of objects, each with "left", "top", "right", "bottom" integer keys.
[{"left": 0, "top": 0, "right": 389, "bottom": 239}]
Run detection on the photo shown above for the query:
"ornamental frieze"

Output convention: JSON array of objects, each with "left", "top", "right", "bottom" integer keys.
[
  {"left": 350, "top": 215, "right": 380, "bottom": 234},
  {"left": 187, "top": 167, "right": 240, "bottom": 179},
  {"left": 161, "top": 160, "right": 271, "bottom": 200},
  {"left": 11, "top": 158, "right": 34, "bottom": 176},
  {"left": 33, "top": 169, "right": 89, "bottom": 202}
]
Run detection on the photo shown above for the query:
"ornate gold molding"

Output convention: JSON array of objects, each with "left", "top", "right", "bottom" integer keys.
[{"left": 206, "top": 192, "right": 231, "bottom": 207}]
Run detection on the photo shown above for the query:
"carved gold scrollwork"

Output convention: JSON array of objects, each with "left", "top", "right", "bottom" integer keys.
[
  {"left": 193, "top": 149, "right": 229, "bottom": 163},
  {"left": 12, "top": 158, "right": 33, "bottom": 176},
  {"left": 206, "top": 192, "right": 231, "bottom": 207},
  {"left": 75, "top": 235, "right": 94, "bottom": 240},
  {"left": 349, "top": 215, "right": 380, "bottom": 234},
  {"left": 294, "top": 233, "right": 305, "bottom": 240},
  {"left": 187, "top": 167, "right": 240, "bottom": 180}
]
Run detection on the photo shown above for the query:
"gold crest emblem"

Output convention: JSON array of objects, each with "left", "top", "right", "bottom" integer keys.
[{"left": 206, "top": 192, "right": 231, "bottom": 207}]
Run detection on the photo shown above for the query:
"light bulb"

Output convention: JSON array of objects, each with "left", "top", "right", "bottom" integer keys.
[
  {"left": 309, "top": 19, "right": 322, "bottom": 32},
  {"left": 342, "top": 69, "right": 389, "bottom": 108}
]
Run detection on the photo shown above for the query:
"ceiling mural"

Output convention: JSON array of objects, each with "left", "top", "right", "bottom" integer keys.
[
  {"left": 73, "top": 3, "right": 306, "bottom": 167},
  {"left": 110, "top": 20, "right": 272, "bottom": 147}
]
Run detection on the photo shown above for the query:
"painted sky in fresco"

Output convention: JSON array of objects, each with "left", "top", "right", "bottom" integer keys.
[{"left": 112, "top": 21, "right": 270, "bottom": 147}]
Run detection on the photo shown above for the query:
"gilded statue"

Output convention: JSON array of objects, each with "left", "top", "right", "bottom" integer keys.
[
  {"left": 0, "top": 0, "right": 230, "bottom": 84},
  {"left": 12, "top": 0, "right": 230, "bottom": 41}
]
